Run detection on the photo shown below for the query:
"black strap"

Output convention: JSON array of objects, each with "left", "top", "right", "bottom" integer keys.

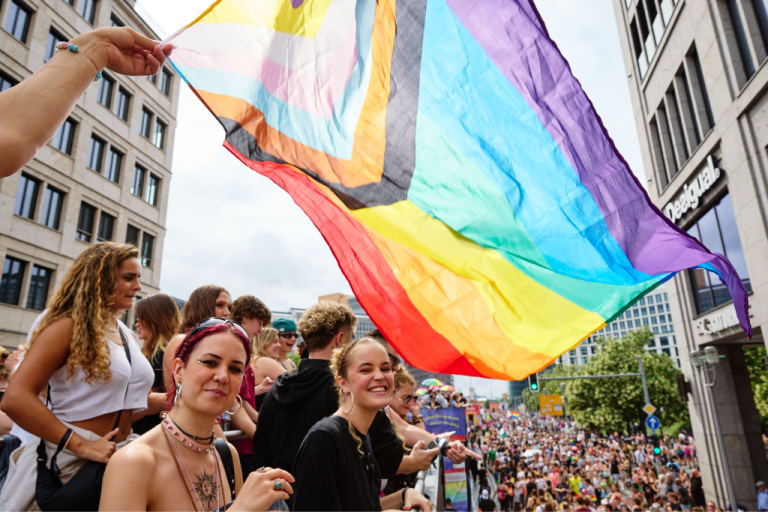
[
  {"left": 214, "top": 438, "right": 237, "bottom": 500},
  {"left": 113, "top": 327, "right": 132, "bottom": 430}
]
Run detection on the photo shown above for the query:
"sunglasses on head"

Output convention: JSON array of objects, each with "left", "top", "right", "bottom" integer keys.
[
  {"left": 186, "top": 317, "right": 249, "bottom": 343},
  {"left": 279, "top": 332, "right": 298, "bottom": 339}
]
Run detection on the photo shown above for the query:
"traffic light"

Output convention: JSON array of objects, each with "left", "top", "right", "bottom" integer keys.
[
  {"left": 649, "top": 434, "right": 661, "bottom": 455},
  {"left": 528, "top": 373, "right": 539, "bottom": 391}
]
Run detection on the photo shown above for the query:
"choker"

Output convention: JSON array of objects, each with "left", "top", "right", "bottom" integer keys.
[
  {"left": 171, "top": 417, "right": 214, "bottom": 442},
  {"left": 162, "top": 413, "right": 215, "bottom": 453}
]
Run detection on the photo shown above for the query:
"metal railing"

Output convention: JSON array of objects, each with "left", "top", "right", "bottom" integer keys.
[{"left": 413, "top": 453, "right": 443, "bottom": 511}]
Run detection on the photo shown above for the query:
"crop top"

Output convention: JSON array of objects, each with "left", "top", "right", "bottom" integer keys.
[{"left": 47, "top": 321, "right": 154, "bottom": 423}]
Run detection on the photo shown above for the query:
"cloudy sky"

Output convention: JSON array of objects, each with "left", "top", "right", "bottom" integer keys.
[{"left": 141, "top": 0, "right": 645, "bottom": 398}]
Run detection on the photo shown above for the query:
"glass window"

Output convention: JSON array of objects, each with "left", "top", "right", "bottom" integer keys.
[
  {"left": 41, "top": 186, "right": 63, "bottom": 230},
  {"left": 649, "top": 305, "right": 656, "bottom": 314},
  {"left": 116, "top": 88, "right": 130, "bottom": 121},
  {"left": 580, "top": 347, "right": 588, "bottom": 356},
  {"left": 53, "top": 118, "right": 76, "bottom": 155},
  {"left": 132, "top": 165, "right": 146, "bottom": 196},
  {"left": 669, "top": 324, "right": 674, "bottom": 332},
  {"left": 141, "top": 233, "right": 154, "bottom": 267},
  {"left": 651, "top": 316, "right": 658, "bottom": 325},
  {"left": 668, "top": 314, "right": 672, "bottom": 322},
  {"left": 126, "top": 224, "right": 140, "bottom": 247},
  {"left": 647, "top": 295, "right": 654, "bottom": 304},
  {"left": 147, "top": 74, "right": 157, "bottom": 85},
  {"left": 106, "top": 149, "right": 122, "bottom": 183},
  {"left": 619, "top": 321, "right": 626, "bottom": 329},
  {"left": 648, "top": 338, "right": 656, "bottom": 347},
  {"left": 633, "top": 309, "right": 639, "bottom": 318},
  {"left": 79, "top": 0, "right": 97, "bottom": 24},
  {"left": 754, "top": 0, "right": 768, "bottom": 51},
  {"left": 641, "top": 307, "right": 647, "bottom": 316},
  {"left": 660, "top": 336, "right": 669, "bottom": 346},
  {"left": 97, "top": 212, "right": 115, "bottom": 241},
  {"left": 652, "top": 326, "right": 659, "bottom": 334},
  {"left": 45, "top": 29, "right": 65, "bottom": 62},
  {"left": 14, "top": 173, "right": 39, "bottom": 219},
  {"left": 656, "top": 293, "right": 662, "bottom": 302},
  {"left": 611, "top": 323, "right": 618, "bottom": 331},
  {"left": 109, "top": 15, "right": 123, "bottom": 27},
  {"left": 0, "top": 72, "right": 18, "bottom": 92},
  {"left": 642, "top": 318, "right": 649, "bottom": 326},
  {"left": 659, "top": 315, "right": 666, "bottom": 324},
  {"left": 661, "top": 325, "right": 669, "bottom": 333},
  {"left": 0, "top": 257, "right": 26, "bottom": 305},
  {"left": 146, "top": 174, "right": 160, "bottom": 206},
  {"left": 728, "top": 0, "right": 755, "bottom": 77},
  {"left": 153, "top": 120, "right": 166, "bottom": 149},
  {"left": 666, "top": 304, "right": 670, "bottom": 312},
  {"left": 87, "top": 136, "right": 104, "bottom": 172},
  {"left": 5, "top": 1, "right": 32, "bottom": 43},
  {"left": 76, "top": 202, "right": 96, "bottom": 242},
  {"left": 97, "top": 75, "right": 114, "bottom": 108},
  {"left": 639, "top": 298, "right": 646, "bottom": 306},
  {"left": 687, "top": 194, "right": 751, "bottom": 314},
  {"left": 140, "top": 108, "right": 152, "bottom": 138},
  {"left": 570, "top": 357, "right": 576, "bottom": 366},
  {"left": 27, "top": 265, "right": 51, "bottom": 310},
  {"left": 161, "top": 69, "right": 172, "bottom": 96}
]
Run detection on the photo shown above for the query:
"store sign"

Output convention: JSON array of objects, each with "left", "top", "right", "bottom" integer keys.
[
  {"left": 664, "top": 155, "right": 722, "bottom": 223},
  {"left": 694, "top": 305, "right": 739, "bottom": 335}
]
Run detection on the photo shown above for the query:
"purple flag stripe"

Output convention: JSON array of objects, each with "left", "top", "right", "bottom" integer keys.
[{"left": 444, "top": 0, "right": 751, "bottom": 336}]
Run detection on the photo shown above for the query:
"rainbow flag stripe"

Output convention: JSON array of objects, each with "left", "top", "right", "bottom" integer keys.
[{"left": 167, "top": 0, "right": 751, "bottom": 380}]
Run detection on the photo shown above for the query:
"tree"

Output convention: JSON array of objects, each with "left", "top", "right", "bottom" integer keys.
[
  {"left": 540, "top": 329, "right": 689, "bottom": 433},
  {"left": 744, "top": 345, "right": 768, "bottom": 428}
]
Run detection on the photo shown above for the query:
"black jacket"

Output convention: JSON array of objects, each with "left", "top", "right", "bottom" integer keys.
[
  {"left": 252, "top": 359, "right": 338, "bottom": 475},
  {"left": 691, "top": 475, "right": 705, "bottom": 506}
]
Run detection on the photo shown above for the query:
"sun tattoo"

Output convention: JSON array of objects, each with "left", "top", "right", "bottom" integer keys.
[{"left": 193, "top": 468, "right": 219, "bottom": 510}]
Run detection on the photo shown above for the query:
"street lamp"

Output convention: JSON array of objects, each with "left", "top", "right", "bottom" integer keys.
[
  {"left": 560, "top": 382, "right": 567, "bottom": 420},
  {"left": 689, "top": 346, "right": 736, "bottom": 510}
]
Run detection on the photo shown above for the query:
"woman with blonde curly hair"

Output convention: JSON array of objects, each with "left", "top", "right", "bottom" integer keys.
[
  {"left": 291, "top": 337, "right": 433, "bottom": 511},
  {"left": 250, "top": 328, "right": 287, "bottom": 391},
  {"left": 0, "top": 242, "right": 154, "bottom": 510}
]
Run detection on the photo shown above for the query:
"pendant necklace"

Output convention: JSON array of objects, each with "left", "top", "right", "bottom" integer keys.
[{"left": 162, "top": 425, "right": 221, "bottom": 512}]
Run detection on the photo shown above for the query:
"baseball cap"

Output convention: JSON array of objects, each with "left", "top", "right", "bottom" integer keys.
[
  {"left": 757, "top": 481, "right": 766, "bottom": 487},
  {"left": 272, "top": 317, "right": 297, "bottom": 333}
]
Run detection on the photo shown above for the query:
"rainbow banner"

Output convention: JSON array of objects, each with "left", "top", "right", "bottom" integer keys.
[{"left": 167, "top": 0, "right": 751, "bottom": 380}]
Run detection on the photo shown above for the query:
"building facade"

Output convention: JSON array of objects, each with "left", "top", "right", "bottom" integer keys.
[
  {"left": 612, "top": 0, "right": 768, "bottom": 508},
  {"left": 0, "top": 0, "right": 179, "bottom": 347}
]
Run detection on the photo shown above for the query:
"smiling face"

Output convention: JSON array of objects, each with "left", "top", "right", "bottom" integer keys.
[
  {"left": 278, "top": 331, "right": 297, "bottom": 355},
  {"left": 173, "top": 331, "right": 247, "bottom": 416},
  {"left": 267, "top": 338, "right": 281, "bottom": 359},
  {"left": 391, "top": 381, "right": 415, "bottom": 417},
  {"left": 114, "top": 257, "right": 142, "bottom": 312},
  {"left": 214, "top": 291, "right": 231, "bottom": 319},
  {"left": 337, "top": 342, "right": 393, "bottom": 412}
]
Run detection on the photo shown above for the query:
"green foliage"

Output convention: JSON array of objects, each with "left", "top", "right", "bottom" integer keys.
[
  {"left": 287, "top": 352, "right": 301, "bottom": 368},
  {"left": 744, "top": 345, "right": 768, "bottom": 428},
  {"left": 540, "top": 329, "right": 689, "bottom": 433}
]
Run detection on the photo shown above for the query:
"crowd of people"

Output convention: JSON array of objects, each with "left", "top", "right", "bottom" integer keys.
[{"left": 464, "top": 409, "right": 717, "bottom": 512}]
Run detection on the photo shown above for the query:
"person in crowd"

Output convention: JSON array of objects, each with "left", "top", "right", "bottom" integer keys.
[
  {"left": 131, "top": 293, "right": 181, "bottom": 435},
  {"left": 229, "top": 294, "right": 272, "bottom": 478},
  {"left": 291, "top": 337, "right": 432, "bottom": 511},
  {"left": 436, "top": 389, "right": 450, "bottom": 408},
  {"left": 691, "top": 470, "right": 705, "bottom": 507},
  {"left": 99, "top": 318, "right": 295, "bottom": 511},
  {"left": 250, "top": 328, "right": 287, "bottom": 410},
  {"left": 479, "top": 488, "right": 499, "bottom": 511},
  {"left": 451, "top": 392, "right": 464, "bottom": 408},
  {"left": 0, "top": 27, "right": 171, "bottom": 179},
  {"left": 757, "top": 481, "right": 768, "bottom": 512},
  {"left": 425, "top": 389, "right": 441, "bottom": 409},
  {"left": 0, "top": 242, "right": 155, "bottom": 510},
  {"left": 272, "top": 318, "right": 298, "bottom": 371},
  {"left": 388, "top": 368, "right": 425, "bottom": 430}
]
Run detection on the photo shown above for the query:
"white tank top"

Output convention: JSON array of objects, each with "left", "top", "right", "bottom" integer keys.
[{"left": 47, "top": 320, "right": 154, "bottom": 423}]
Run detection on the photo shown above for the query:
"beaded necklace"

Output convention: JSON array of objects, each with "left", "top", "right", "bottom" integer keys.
[{"left": 162, "top": 413, "right": 215, "bottom": 453}]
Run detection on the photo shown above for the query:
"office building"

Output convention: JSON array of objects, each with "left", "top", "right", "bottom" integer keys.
[{"left": 612, "top": 0, "right": 768, "bottom": 507}]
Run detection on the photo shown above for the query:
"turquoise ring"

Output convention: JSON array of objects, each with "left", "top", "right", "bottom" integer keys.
[{"left": 274, "top": 480, "right": 283, "bottom": 490}]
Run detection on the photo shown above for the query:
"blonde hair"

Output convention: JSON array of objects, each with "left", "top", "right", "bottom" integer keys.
[
  {"left": 253, "top": 327, "right": 279, "bottom": 359},
  {"left": 28, "top": 242, "right": 139, "bottom": 384},
  {"left": 330, "top": 337, "right": 383, "bottom": 456},
  {"left": 298, "top": 301, "right": 357, "bottom": 353},
  {"left": 393, "top": 368, "right": 415, "bottom": 389}
]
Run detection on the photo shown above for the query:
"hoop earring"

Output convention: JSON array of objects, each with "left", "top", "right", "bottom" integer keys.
[
  {"left": 342, "top": 391, "right": 354, "bottom": 414},
  {"left": 174, "top": 382, "right": 182, "bottom": 406},
  {"left": 226, "top": 395, "right": 243, "bottom": 415}
]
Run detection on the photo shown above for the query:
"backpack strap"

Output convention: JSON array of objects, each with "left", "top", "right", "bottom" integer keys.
[
  {"left": 214, "top": 438, "right": 237, "bottom": 500},
  {"left": 112, "top": 327, "right": 133, "bottom": 430}
]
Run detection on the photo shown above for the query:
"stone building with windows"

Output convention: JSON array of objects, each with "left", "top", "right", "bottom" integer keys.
[
  {"left": 0, "top": 0, "right": 179, "bottom": 347},
  {"left": 613, "top": 0, "right": 768, "bottom": 508}
]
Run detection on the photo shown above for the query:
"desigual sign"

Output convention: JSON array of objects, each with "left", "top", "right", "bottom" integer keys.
[
  {"left": 694, "top": 305, "right": 740, "bottom": 335},
  {"left": 664, "top": 155, "right": 722, "bottom": 223}
]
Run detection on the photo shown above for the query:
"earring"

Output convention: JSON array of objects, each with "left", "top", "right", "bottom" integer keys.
[
  {"left": 226, "top": 395, "right": 243, "bottom": 415},
  {"left": 174, "top": 382, "right": 182, "bottom": 406},
  {"left": 342, "top": 391, "right": 354, "bottom": 414}
]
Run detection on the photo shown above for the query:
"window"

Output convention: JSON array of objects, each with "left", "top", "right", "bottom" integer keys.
[
  {"left": 52, "top": 118, "right": 76, "bottom": 155},
  {"left": 14, "top": 173, "right": 39, "bottom": 219},
  {"left": 662, "top": 325, "right": 669, "bottom": 333},
  {"left": 630, "top": 18, "right": 648, "bottom": 79},
  {"left": 570, "top": 358, "right": 576, "bottom": 366},
  {"left": 754, "top": 0, "right": 768, "bottom": 52},
  {"left": 140, "top": 233, "right": 154, "bottom": 267},
  {"left": 147, "top": 74, "right": 157, "bottom": 85},
  {"left": 0, "top": 71, "right": 18, "bottom": 92},
  {"left": 647, "top": 295, "right": 654, "bottom": 304},
  {"left": 109, "top": 15, "right": 123, "bottom": 27},
  {"left": 635, "top": 319, "right": 641, "bottom": 328},
  {"left": 76, "top": 202, "right": 96, "bottom": 242},
  {"left": 126, "top": 224, "right": 140, "bottom": 247},
  {"left": 727, "top": 0, "right": 756, "bottom": 78},
  {"left": 662, "top": 348, "right": 671, "bottom": 357},
  {"left": 612, "top": 323, "right": 618, "bottom": 331},
  {"left": 645, "top": 0, "right": 663, "bottom": 46},
  {"left": 656, "top": 293, "right": 662, "bottom": 302},
  {"left": 633, "top": 309, "right": 639, "bottom": 318},
  {"left": 652, "top": 326, "right": 659, "bottom": 334},
  {"left": 687, "top": 193, "right": 751, "bottom": 314},
  {"left": 97, "top": 75, "right": 114, "bottom": 108},
  {"left": 116, "top": 88, "right": 130, "bottom": 121},
  {"left": 132, "top": 165, "right": 146, "bottom": 196},
  {"left": 580, "top": 347, "right": 588, "bottom": 356},
  {"left": 642, "top": 318, "right": 649, "bottom": 326},
  {"left": 140, "top": 108, "right": 153, "bottom": 138},
  {"left": 45, "top": 29, "right": 65, "bottom": 62},
  {"left": 97, "top": 212, "right": 115, "bottom": 241},
  {"left": 660, "top": 0, "right": 675, "bottom": 24},
  {"left": 666, "top": 304, "right": 671, "bottom": 312},
  {"left": 620, "top": 321, "right": 626, "bottom": 329},
  {"left": 5, "top": 1, "right": 32, "bottom": 43},
  {"left": 664, "top": 292, "right": 668, "bottom": 300},
  {"left": 105, "top": 148, "right": 122, "bottom": 183},
  {"left": 153, "top": 119, "right": 166, "bottom": 149},
  {"left": 79, "top": 0, "right": 97, "bottom": 24},
  {"left": 146, "top": 174, "right": 160, "bottom": 206},
  {"left": 0, "top": 257, "right": 26, "bottom": 305},
  {"left": 161, "top": 69, "right": 172, "bottom": 96},
  {"left": 668, "top": 313, "right": 672, "bottom": 321},
  {"left": 660, "top": 336, "right": 669, "bottom": 346},
  {"left": 659, "top": 315, "right": 666, "bottom": 324},
  {"left": 639, "top": 298, "right": 646, "bottom": 306},
  {"left": 637, "top": 2, "right": 655, "bottom": 62},
  {"left": 641, "top": 307, "right": 648, "bottom": 316},
  {"left": 651, "top": 316, "right": 658, "bottom": 325},
  {"left": 41, "top": 186, "right": 63, "bottom": 230},
  {"left": 648, "top": 338, "right": 656, "bottom": 347},
  {"left": 87, "top": 136, "right": 105, "bottom": 172},
  {"left": 27, "top": 265, "right": 52, "bottom": 310}
]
